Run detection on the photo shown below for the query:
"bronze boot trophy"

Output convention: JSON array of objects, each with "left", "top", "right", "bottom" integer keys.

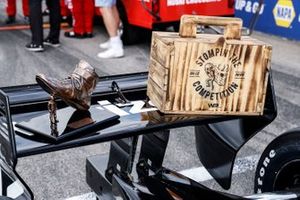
[
  {"left": 36, "top": 60, "right": 99, "bottom": 110},
  {"left": 36, "top": 60, "right": 99, "bottom": 136}
]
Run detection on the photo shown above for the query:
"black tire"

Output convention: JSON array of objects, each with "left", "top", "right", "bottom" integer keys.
[
  {"left": 117, "top": 1, "right": 141, "bottom": 45},
  {"left": 254, "top": 131, "right": 300, "bottom": 193}
]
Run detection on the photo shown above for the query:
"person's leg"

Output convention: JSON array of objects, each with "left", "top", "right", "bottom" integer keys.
[
  {"left": 97, "top": 4, "right": 123, "bottom": 58},
  {"left": 6, "top": 0, "right": 16, "bottom": 23},
  {"left": 29, "top": 0, "right": 43, "bottom": 45},
  {"left": 100, "top": 6, "right": 119, "bottom": 37},
  {"left": 98, "top": 0, "right": 121, "bottom": 48},
  {"left": 83, "top": 0, "right": 95, "bottom": 37},
  {"left": 112, "top": 5, "right": 120, "bottom": 30},
  {"left": 68, "top": 0, "right": 85, "bottom": 36},
  {"left": 98, "top": 6, "right": 116, "bottom": 49},
  {"left": 22, "top": 0, "right": 29, "bottom": 17},
  {"left": 27, "top": 0, "right": 43, "bottom": 51},
  {"left": 47, "top": 0, "right": 61, "bottom": 42},
  {"left": 60, "top": 0, "right": 69, "bottom": 18}
]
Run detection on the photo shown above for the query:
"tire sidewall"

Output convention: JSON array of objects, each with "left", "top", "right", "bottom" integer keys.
[{"left": 254, "top": 133, "right": 300, "bottom": 193}]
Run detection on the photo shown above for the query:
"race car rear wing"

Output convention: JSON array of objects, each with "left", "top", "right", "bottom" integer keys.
[
  {"left": 0, "top": 72, "right": 277, "bottom": 192},
  {"left": 194, "top": 74, "right": 277, "bottom": 189},
  {"left": 0, "top": 90, "right": 33, "bottom": 199}
]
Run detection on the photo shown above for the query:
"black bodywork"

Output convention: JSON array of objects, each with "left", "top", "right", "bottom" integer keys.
[{"left": 0, "top": 72, "right": 298, "bottom": 199}]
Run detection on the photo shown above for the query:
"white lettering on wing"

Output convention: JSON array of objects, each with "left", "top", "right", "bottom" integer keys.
[
  {"left": 129, "top": 101, "right": 158, "bottom": 114},
  {"left": 97, "top": 100, "right": 157, "bottom": 116}
]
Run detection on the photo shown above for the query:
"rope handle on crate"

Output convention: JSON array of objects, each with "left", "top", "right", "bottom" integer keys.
[{"left": 179, "top": 15, "right": 243, "bottom": 40}]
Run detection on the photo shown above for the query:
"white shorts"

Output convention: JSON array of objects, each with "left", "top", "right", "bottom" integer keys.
[{"left": 95, "top": 0, "right": 116, "bottom": 7}]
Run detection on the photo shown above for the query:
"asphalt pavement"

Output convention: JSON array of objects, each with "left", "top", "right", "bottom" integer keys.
[{"left": 0, "top": 5, "right": 300, "bottom": 200}]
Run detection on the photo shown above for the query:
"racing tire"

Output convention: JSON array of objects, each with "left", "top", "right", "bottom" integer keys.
[
  {"left": 117, "top": 1, "right": 141, "bottom": 45},
  {"left": 254, "top": 132, "right": 300, "bottom": 193}
]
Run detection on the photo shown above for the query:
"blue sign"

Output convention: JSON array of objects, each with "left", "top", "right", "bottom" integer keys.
[{"left": 235, "top": 0, "right": 300, "bottom": 41}]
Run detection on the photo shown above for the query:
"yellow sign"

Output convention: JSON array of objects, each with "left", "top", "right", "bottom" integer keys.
[{"left": 273, "top": 0, "right": 295, "bottom": 28}]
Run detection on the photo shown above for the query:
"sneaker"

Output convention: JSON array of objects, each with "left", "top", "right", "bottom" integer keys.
[
  {"left": 99, "top": 40, "right": 110, "bottom": 49},
  {"left": 64, "top": 31, "right": 85, "bottom": 39},
  {"left": 43, "top": 38, "right": 60, "bottom": 47},
  {"left": 25, "top": 43, "right": 44, "bottom": 52},
  {"left": 97, "top": 47, "right": 124, "bottom": 59},
  {"left": 100, "top": 30, "right": 122, "bottom": 49},
  {"left": 5, "top": 16, "right": 15, "bottom": 24}
]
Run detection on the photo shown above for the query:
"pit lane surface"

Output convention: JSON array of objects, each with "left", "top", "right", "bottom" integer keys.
[{"left": 1, "top": 10, "right": 300, "bottom": 200}]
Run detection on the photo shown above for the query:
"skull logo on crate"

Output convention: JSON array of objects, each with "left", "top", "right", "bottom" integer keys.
[{"left": 205, "top": 63, "right": 229, "bottom": 90}]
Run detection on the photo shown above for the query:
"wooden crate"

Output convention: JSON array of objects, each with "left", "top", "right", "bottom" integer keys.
[{"left": 147, "top": 15, "right": 272, "bottom": 115}]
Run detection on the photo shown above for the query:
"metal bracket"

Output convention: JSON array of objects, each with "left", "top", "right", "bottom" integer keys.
[{"left": 111, "top": 81, "right": 131, "bottom": 104}]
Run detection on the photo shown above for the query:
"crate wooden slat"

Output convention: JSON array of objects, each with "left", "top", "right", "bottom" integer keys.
[{"left": 147, "top": 15, "right": 272, "bottom": 115}]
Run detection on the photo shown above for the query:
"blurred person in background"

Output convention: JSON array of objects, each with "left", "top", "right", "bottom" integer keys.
[
  {"left": 64, "top": 0, "right": 95, "bottom": 39},
  {"left": 5, "top": 0, "right": 29, "bottom": 24},
  {"left": 26, "top": 0, "right": 61, "bottom": 52},
  {"left": 43, "top": 0, "right": 71, "bottom": 23},
  {"left": 96, "top": 0, "right": 124, "bottom": 58},
  {"left": 60, "top": 0, "right": 71, "bottom": 22}
]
